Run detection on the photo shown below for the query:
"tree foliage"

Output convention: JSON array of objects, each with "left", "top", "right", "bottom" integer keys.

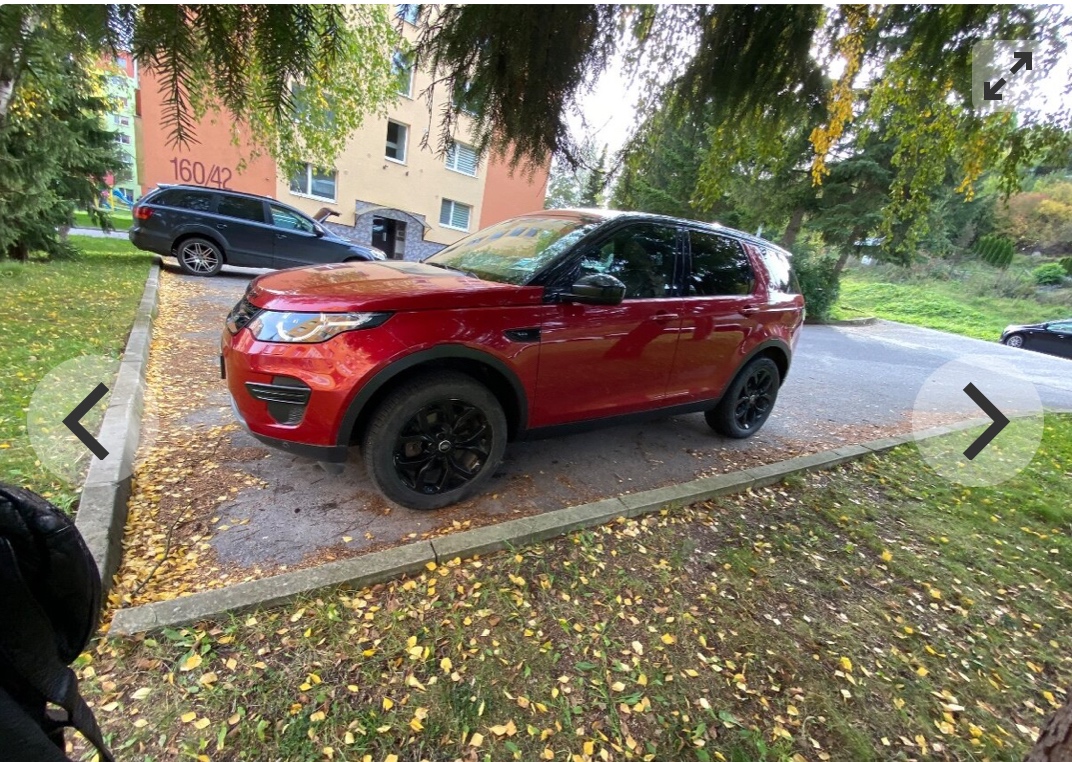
[
  {"left": 544, "top": 140, "right": 611, "bottom": 209},
  {"left": 0, "top": 13, "right": 124, "bottom": 260},
  {"left": 974, "top": 234, "right": 1016, "bottom": 268},
  {"left": 0, "top": 4, "right": 400, "bottom": 258},
  {"left": 0, "top": 5, "right": 397, "bottom": 172},
  {"left": 418, "top": 4, "right": 1072, "bottom": 255}
]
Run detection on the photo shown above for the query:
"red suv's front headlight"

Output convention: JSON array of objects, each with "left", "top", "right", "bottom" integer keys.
[{"left": 246, "top": 310, "right": 391, "bottom": 343}]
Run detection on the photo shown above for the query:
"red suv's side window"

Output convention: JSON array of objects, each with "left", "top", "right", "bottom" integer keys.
[
  {"left": 578, "top": 223, "right": 682, "bottom": 299},
  {"left": 687, "top": 231, "right": 754, "bottom": 296}
]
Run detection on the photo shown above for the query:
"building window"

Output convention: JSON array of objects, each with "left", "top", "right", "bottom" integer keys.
[
  {"left": 392, "top": 51, "right": 414, "bottom": 97},
  {"left": 445, "top": 142, "right": 479, "bottom": 177},
  {"left": 440, "top": 199, "right": 471, "bottom": 231},
  {"left": 116, "top": 133, "right": 131, "bottom": 145},
  {"left": 396, "top": 4, "right": 419, "bottom": 25},
  {"left": 116, "top": 55, "right": 127, "bottom": 68},
  {"left": 386, "top": 121, "right": 408, "bottom": 163},
  {"left": 289, "top": 164, "right": 337, "bottom": 201},
  {"left": 452, "top": 80, "right": 479, "bottom": 116}
]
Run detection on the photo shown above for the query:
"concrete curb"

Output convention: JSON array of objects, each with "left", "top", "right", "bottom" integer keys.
[
  {"left": 76, "top": 259, "right": 161, "bottom": 594},
  {"left": 108, "top": 416, "right": 1004, "bottom": 637}
]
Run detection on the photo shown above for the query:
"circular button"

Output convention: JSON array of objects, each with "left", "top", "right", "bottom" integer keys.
[{"left": 912, "top": 354, "right": 1043, "bottom": 487}]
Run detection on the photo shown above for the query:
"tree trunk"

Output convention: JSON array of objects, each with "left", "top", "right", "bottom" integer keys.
[
  {"left": 779, "top": 207, "right": 806, "bottom": 249},
  {"left": 1026, "top": 695, "right": 1072, "bottom": 762},
  {"left": 833, "top": 224, "right": 868, "bottom": 277}
]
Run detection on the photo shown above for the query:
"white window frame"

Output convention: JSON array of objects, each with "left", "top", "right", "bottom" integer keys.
[
  {"left": 289, "top": 163, "right": 337, "bottom": 202},
  {"left": 392, "top": 50, "right": 414, "bottom": 98},
  {"left": 445, "top": 141, "right": 479, "bottom": 177},
  {"left": 440, "top": 199, "right": 472, "bottom": 232},
  {"left": 385, "top": 120, "right": 408, "bottom": 164}
]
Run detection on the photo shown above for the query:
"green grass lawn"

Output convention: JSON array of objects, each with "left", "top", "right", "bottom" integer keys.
[
  {"left": 0, "top": 236, "right": 152, "bottom": 508},
  {"left": 84, "top": 415, "right": 1072, "bottom": 762},
  {"left": 73, "top": 209, "right": 134, "bottom": 231},
  {"left": 833, "top": 272, "right": 1072, "bottom": 341}
]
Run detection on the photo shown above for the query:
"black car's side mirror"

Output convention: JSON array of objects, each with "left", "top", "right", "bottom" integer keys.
[
  {"left": 313, "top": 224, "right": 326, "bottom": 238},
  {"left": 563, "top": 273, "right": 627, "bottom": 306}
]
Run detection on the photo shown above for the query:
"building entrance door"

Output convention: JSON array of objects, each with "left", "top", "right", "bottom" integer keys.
[{"left": 372, "top": 217, "right": 407, "bottom": 259}]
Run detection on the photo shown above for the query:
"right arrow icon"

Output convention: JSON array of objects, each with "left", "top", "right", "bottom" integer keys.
[{"left": 962, "top": 382, "right": 1009, "bottom": 460}]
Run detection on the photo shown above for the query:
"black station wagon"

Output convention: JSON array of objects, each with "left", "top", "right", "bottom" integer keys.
[{"left": 130, "top": 185, "right": 384, "bottom": 276}]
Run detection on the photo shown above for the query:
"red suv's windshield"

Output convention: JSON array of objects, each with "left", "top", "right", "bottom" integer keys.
[{"left": 424, "top": 216, "right": 600, "bottom": 284}]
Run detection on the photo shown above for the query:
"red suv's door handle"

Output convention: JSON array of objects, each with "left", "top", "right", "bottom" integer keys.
[
  {"left": 741, "top": 306, "right": 760, "bottom": 316},
  {"left": 653, "top": 312, "right": 679, "bottom": 322}
]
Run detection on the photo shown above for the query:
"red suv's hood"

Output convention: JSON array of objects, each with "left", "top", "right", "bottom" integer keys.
[{"left": 247, "top": 261, "right": 544, "bottom": 312}]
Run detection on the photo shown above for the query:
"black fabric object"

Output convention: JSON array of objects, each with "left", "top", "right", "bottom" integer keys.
[{"left": 0, "top": 484, "right": 115, "bottom": 762}]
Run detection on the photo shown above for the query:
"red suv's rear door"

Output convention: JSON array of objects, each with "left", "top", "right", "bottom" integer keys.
[
  {"left": 532, "top": 222, "right": 686, "bottom": 426},
  {"left": 665, "top": 230, "right": 764, "bottom": 402}
]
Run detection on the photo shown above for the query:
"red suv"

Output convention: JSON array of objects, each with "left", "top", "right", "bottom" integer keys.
[{"left": 222, "top": 211, "right": 804, "bottom": 510}]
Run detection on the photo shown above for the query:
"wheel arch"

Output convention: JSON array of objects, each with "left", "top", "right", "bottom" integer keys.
[
  {"left": 740, "top": 339, "right": 792, "bottom": 386},
  {"left": 339, "top": 346, "right": 529, "bottom": 448}
]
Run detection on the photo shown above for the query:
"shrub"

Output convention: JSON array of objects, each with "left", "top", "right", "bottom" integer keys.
[
  {"left": 1061, "top": 256, "right": 1072, "bottom": 276},
  {"left": 1033, "top": 262, "right": 1068, "bottom": 286},
  {"left": 793, "top": 250, "right": 840, "bottom": 321},
  {"left": 973, "top": 234, "right": 1015, "bottom": 268}
]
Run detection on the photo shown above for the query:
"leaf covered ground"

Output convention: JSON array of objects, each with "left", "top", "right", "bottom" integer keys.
[
  {"left": 81, "top": 415, "right": 1072, "bottom": 762},
  {"left": 0, "top": 237, "right": 152, "bottom": 508}
]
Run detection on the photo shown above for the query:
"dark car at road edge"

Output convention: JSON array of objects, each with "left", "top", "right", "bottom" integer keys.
[
  {"left": 1001, "top": 319, "right": 1072, "bottom": 359},
  {"left": 222, "top": 209, "right": 805, "bottom": 510},
  {"left": 130, "top": 184, "right": 384, "bottom": 276}
]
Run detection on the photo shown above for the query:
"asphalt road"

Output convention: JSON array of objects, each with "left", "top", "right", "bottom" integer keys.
[{"left": 157, "top": 266, "right": 1072, "bottom": 573}]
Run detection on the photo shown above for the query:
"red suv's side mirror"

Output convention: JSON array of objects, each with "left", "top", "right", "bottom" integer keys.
[{"left": 564, "top": 273, "right": 627, "bottom": 306}]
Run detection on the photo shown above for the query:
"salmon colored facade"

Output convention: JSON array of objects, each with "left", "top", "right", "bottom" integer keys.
[
  {"left": 479, "top": 154, "right": 550, "bottom": 228},
  {"left": 138, "top": 68, "right": 276, "bottom": 200}
]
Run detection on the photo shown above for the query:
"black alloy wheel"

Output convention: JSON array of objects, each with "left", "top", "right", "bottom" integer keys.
[
  {"left": 706, "top": 356, "right": 781, "bottom": 439},
  {"left": 394, "top": 399, "right": 492, "bottom": 495},
  {"left": 363, "top": 372, "right": 507, "bottom": 510}
]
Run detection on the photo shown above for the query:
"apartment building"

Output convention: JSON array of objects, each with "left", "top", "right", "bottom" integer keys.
[
  {"left": 135, "top": 8, "right": 548, "bottom": 259},
  {"left": 100, "top": 54, "right": 140, "bottom": 206}
]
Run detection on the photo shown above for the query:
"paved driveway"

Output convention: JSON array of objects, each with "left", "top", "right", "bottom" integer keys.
[{"left": 130, "top": 265, "right": 1072, "bottom": 592}]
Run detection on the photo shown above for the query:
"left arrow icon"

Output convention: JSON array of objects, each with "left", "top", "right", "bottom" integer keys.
[{"left": 63, "top": 382, "right": 110, "bottom": 459}]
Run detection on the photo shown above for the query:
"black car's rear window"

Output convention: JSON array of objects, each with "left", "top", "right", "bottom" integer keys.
[
  {"left": 153, "top": 189, "right": 215, "bottom": 213},
  {"left": 218, "top": 195, "right": 266, "bottom": 223}
]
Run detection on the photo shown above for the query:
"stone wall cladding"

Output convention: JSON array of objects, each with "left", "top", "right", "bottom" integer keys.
[{"left": 325, "top": 205, "right": 446, "bottom": 262}]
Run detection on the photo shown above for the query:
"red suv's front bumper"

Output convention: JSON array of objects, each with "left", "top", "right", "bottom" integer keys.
[{"left": 221, "top": 325, "right": 407, "bottom": 463}]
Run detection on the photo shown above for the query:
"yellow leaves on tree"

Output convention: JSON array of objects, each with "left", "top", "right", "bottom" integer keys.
[{"left": 810, "top": 4, "right": 877, "bottom": 185}]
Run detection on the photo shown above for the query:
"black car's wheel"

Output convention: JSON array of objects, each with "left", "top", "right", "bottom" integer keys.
[
  {"left": 1003, "top": 333, "right": 1025, "bottom": 348},
  {"left": 706, "top": 357, "right": 780, "bottom": 439},
  {"left": 176, "top": 237, "right": 224, "bottom": 276},
  {"left": 362, "top": 372, "right": 507, "bottom": 510}
]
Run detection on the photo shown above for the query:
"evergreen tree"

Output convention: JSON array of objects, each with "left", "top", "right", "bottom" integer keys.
[{"left": 0, "top": 39, "right": 124, "bottom": 260}]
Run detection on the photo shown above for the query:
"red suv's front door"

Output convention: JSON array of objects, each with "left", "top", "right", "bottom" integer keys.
[{"left": 533, "top": 222, "right": 685, "bottom": 427}]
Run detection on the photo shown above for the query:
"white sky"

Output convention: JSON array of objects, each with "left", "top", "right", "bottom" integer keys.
[{"left": 568, "top": 51, "right": 636, "bottom": 161}]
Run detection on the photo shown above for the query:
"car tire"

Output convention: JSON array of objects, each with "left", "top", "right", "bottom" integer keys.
[
  {"left": 362, "top": 372, "right": 507, "bottom": 510},
  {"left": 705, "top": 357, "right": 780, "bottom": 439},
  {"left": 1003, "top": 333, "right": 1025, "bottom": 349},
  {"left": 176, "top": 237, "right": 224, "bottom": 276}
]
